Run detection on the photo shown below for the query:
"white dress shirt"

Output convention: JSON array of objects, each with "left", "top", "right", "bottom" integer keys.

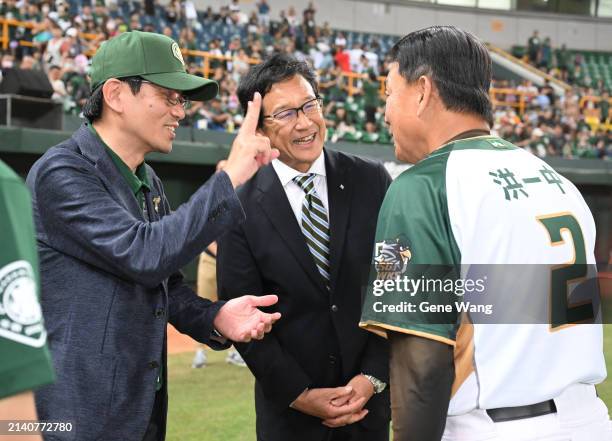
[{"left": 271, "top": 152, "right": 329, "bottom": 225}]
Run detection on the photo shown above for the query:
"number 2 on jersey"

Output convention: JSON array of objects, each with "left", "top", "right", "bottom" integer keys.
[{"left": 537, "top": 213, "right": 594, "bottom": 330}]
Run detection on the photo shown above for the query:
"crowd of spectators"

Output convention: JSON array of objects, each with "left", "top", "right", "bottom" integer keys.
[
  {"left": 523, "top": 30, "right": 611, "bottom": 93},
  {"left": 492, "top": 78, "right": 610, "bottom": 159},
  {"left": 0, "top": 0, "right": 610, "bottom": 159}
]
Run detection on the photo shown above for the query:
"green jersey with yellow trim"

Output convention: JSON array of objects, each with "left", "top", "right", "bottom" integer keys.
[
  {"left": 360, "top": 135, "right": 606, "bottom": 414},
  {"left": 0, "top": 160, "right": 54, "bottom": 399}
]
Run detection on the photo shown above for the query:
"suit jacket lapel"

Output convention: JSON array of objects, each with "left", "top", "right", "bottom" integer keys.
[
  {"left": 256, "top": 165, "right": 329, "bottom": 295},
  {"left": 325, "top": 149, "right": 351, "bottom": 293},
  {"left": 73, "top": 124, "right": 145, "bottom": 220}
]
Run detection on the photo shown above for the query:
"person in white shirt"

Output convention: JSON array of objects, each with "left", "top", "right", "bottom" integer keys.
[{"left": 217, "top": 52, "right": 392, "bottom": 441}]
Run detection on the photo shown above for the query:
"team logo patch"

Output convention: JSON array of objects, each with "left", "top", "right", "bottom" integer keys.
[
  {"left": 374, "top": 236, "right": 412, "bottom": 280},
  {"left": 171, "top": 42, "right": 185, "bottom": 66},
  {"left": 0, "top": 261, "right": 46, "bottom": 348}
]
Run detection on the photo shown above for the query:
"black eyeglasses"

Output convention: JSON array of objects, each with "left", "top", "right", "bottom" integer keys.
[
  {"left": 262, "top": 97, "right": 322, "bottom": 125},
  {"left": 140, "top": 80, "right": 192, "bottom": 110}
]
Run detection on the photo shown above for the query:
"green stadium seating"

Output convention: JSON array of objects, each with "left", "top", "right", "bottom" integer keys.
[
  {"left": 340, "top": 131, "right": 362, "bottom": 142},
  {"left": 378, "top": 131, "right": 392, "bottom": 145},
  {"left": 573, "top": 50, "right": 612, "bottom": 91},
  {"left": 361, "top": 132, "right": 380, "bottom": 143}
]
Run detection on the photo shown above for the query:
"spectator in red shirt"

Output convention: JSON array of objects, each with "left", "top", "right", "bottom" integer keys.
[{"left": 334, "top": 43, "right": 350, "bottom": 72}]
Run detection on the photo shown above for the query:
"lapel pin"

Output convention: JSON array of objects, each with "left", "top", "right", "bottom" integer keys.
[
  {"left": 339, "top": 184, "right": 344, "bottom": 190},
  {"left": 152, "top": 196, "right": 161, "bottom": 214}
]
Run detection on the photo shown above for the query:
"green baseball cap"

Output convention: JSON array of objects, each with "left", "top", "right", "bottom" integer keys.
[{"left": 89, "top": 31, "right": 218, "bottom": 101}]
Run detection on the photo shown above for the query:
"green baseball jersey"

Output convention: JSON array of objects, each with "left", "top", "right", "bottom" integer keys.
[
  {"left": 0, "top": 160, "right": 54, "bottom": 399},
  {"left": 360, "top": 135, "right": 606, "bottom": 413}
]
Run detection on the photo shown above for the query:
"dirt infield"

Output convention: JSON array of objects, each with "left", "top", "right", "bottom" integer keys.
[{"left": 167, "top": 325, "right": 198, "bottom": 354}]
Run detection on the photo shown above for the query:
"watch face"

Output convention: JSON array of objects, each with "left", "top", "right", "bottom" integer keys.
[
  {"left": 364, "top": 374, "right": 386, "bottom": 393},
  {"left": 373, "top": 380, "right": 385, "bottom": 393}
]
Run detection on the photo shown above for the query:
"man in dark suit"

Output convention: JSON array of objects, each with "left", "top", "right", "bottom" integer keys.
[
  {"left": 26, "top": 31, "right": 280, "bottom": 441},
  {"left": 217, "top": 53, "right": 392, "bottom": 441}
]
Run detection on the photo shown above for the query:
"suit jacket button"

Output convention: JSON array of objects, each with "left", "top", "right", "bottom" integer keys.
[
  {"left": 148, "top": 361, "right": 159, "bottom": 369},
  {"left": 155, "top": 308, "right": 165, "bottom": 318},
  {"left": 331, "top": 304, "right": 338, "bottom": 312}
]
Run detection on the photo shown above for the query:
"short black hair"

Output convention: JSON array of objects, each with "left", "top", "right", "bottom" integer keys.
[
  {"left": 237, "top": 53, "right": 319, "bottom": 127},
  {"left": 389, "top": 26, "right": 493, "bottom": 127},
  {"left": 82, "top": 76, "right": 144, "bottom": 122}
]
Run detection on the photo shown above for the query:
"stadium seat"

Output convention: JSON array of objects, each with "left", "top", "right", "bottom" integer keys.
[
  {"left": 361, "top": 132, "right": 380, "bottom": 143},
  {"left": 340, "top": 131, "right": 362, "bottom": 142}
]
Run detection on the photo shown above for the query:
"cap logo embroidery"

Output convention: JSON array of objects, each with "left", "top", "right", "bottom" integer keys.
[{"left": 171, "top": 42, "right": 185, "bottom": 66}]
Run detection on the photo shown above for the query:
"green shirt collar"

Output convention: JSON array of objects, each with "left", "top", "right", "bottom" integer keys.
[{"left": 88, "top": 123, "right": 151, "bottom": 195}]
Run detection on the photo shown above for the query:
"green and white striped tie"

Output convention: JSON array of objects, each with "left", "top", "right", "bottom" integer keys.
[{"left": 293, "top": 174, "right": 331, "bottom": 288}]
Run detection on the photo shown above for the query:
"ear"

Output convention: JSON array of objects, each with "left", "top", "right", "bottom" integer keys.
[
  {"left": 415, "top": 75, "right": 433, "bottom": 118},
  {"left": 101, "top": 79, "right": 125, "bottom": 115}
]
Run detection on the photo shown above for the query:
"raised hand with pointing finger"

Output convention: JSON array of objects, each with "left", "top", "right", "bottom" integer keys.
[{"left": 224, "top": 92, "right": 279, "bottom": 188}]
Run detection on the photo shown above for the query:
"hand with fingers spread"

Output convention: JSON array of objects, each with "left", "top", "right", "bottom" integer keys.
[
  {"left": 290, "top": 386, "right": 368, "bottom": 426},
  {"left": 224, "top": 92, "right": 280, "bottom": 188},
  {"left": 213, "top": 295, "right": 281, "bottom": 342},
  {"left": 323, "top": 374, "right": 374, "bottom": 428}
]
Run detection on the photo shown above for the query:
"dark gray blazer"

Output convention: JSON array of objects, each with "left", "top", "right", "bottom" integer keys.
[{"left": 26, "top": 124, "right": 243, "bottom": 441}]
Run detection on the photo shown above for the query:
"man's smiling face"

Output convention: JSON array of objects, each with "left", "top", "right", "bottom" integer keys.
[{"left": 260, "top": 75, "right": 326, "bottom": 173}]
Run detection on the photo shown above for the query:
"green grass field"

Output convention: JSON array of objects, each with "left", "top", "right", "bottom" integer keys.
[{"left": 166, "top": 325, "right": 612, "bottom": 441}]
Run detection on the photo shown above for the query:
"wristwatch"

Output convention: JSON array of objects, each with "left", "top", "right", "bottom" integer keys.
[
  {"left": 363, "top": 374, "right": 387, "bottom": 394},
  {"left": 210, "top": 328, "right": 227, "bottom": 344}
]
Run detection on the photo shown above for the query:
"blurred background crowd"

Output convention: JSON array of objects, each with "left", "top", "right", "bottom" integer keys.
[{"left": 0, "top": 0, "right": 610, "bottom": 159}]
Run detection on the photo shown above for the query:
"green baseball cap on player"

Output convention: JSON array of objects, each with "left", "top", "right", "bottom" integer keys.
[{"left": 89, "top": 31, "right": 218, "bottom": 101}]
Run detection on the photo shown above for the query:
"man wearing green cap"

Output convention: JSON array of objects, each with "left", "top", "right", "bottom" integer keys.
[{"left": 26, "top": 31, "right": 280, "bottom": 441}]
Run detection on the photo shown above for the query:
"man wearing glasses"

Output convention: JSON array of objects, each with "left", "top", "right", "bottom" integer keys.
[
  {"left": 26, "top": 31, "right": 281, "bottom": 441},
  {"left": 217, "top": 53, "right": 392, "bottom": 441}
]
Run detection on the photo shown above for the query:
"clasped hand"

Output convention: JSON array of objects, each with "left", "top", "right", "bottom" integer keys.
[{"left": 292, "top": 374, "right": 375, "bottom": 428}]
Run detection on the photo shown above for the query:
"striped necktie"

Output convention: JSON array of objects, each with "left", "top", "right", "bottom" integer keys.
[{"left": 293, "top": 174, "right": 331, "bottom": 288}]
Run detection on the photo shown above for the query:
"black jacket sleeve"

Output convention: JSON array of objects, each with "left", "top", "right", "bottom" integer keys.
[
  {"left": 217, "top": 223, "right": 313, "bottom": 407},
  {"left": 360, "top": 162, "right": 393, "bottom": 382}
]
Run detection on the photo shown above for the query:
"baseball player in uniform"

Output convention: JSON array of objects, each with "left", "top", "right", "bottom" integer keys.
[
  {"left": 0, "top": 159, "right": 54, "bottom": 435},
  {"left": 360, "top": 26, "right": 611, "bottom": 441}
]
